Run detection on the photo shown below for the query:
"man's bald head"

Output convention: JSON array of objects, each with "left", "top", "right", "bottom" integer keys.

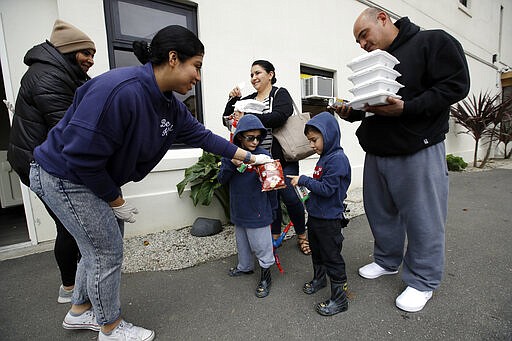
[{"left": 353, "top": 7, "right": 399, "bottom": 52}]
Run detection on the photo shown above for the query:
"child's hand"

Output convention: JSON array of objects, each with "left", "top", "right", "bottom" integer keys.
[
  {"left": 233, "top": 110, "right": 244, "bottom": 120},
  {"left": 232, "top": 159, "right": 243, "bottom": 167},
  {"left": 286, "top": 175, "right": 299, "bottom": 186}
]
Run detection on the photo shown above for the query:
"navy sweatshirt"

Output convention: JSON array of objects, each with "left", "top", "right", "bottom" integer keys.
[
  {"left": 217, "top": 114, "right": 278, "bottom": 228},
  {"left": 34, "top": 62, "right": 237, "bottom": 202},
  {"left": 298, "top": 112, "right": 351, "bottom": 220},
  {"left": 346, "top": 17, "right": 470, "bottom": 156}
]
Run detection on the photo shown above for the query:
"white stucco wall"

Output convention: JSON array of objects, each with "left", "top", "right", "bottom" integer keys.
[{"left": 0, "top": 0, "right": 510, "bottom": 242}]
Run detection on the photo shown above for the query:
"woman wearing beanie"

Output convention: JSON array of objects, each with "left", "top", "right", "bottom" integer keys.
[
  {"left": 28, "top": 25, "right": 271, "bottom": 341},
  {"left": 7, "top": 19, "right": 95, "bottom": 304}
]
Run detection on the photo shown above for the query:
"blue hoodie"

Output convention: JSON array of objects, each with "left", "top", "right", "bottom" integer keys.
[
  {"left": 33, "top": 62, "right": 237, "bottom": 202},
  {"left": 297, "top": 112, "right": 351, "bottom": 220},
  {"left": 217, "top": 114, "right": 278, "bottom": 228}
]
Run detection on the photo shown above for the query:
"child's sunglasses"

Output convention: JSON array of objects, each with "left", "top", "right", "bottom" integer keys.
[{"left": 241, "top": 135, "right": 262, "bottom": 142}]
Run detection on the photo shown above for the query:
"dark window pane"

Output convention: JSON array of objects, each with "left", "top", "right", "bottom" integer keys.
[
  {"left": 104, "top": 0, "right": 203, "bottom": 127},
  {"left": 118, "top": 1, "right": 188, "bottom": 39},
  {"left": 114, "top": 49, "right": 142, "bottom": 67}
]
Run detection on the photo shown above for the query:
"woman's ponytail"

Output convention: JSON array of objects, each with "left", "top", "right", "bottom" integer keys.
[{"left": 132, "top": 40, "right": 151, "bottom": 64}]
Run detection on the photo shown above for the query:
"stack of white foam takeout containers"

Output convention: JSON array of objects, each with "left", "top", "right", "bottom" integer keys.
[{"left": 346, "top": 49, "right": 403, "bottom": 110}]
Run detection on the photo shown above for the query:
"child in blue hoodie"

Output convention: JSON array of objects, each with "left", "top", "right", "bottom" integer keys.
[
  {"left": 288, "top": 112, "right": 351, "bottom": 316},
  {"left": 218, "top": 114, "right": 278, "bottom": 298}
]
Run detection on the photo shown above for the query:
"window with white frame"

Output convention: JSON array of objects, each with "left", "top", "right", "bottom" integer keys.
[
  {"left": 458, "top": 0, "right": 472, "bottom": 16},
  {"left": 300, "top": 65, "right": 335, "bottom": 116},
  {"left": 103, "top": 0, "right": 203, "bottom": 123}
]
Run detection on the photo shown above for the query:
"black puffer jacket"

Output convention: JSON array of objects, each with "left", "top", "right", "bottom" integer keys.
[{"left": 7, "top": 41, "right": 89, "bottom": 186}]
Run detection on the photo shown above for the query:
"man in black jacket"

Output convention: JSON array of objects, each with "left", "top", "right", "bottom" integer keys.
[
  {"left": 338, "top": 8, "right": 470, "bottom": 312},
  {"left": 7, "top": 19, "right": 95, "bottom": 305}
]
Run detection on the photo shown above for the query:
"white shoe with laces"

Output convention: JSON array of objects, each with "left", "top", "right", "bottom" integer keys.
[
  {"left": 395, "top": 286, "right": 433, "bottom": 312},
  {"left": 58, "top": 285, "right": 73, "bottom": 303},
  {"left": 98, "top": 320, "right": 155, "bottom": 341},
  {"left": 358, "top": 262, "right": 398, "bottom": 279},
  {"left": 62, "top": 309, "right": 100, "bottom": 331}
]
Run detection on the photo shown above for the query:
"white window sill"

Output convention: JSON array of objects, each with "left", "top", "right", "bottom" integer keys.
[
  {"left": 152, "top": 148, "right": 203, "bottom": 173},
  {"left": 458, "top": 3, "right": 472, "bottom": 17}
]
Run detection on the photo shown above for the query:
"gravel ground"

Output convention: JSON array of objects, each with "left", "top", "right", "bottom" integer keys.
[
  {"left": 119, "top": 158, "right": 512, "bottom": 273},
  {"left": 122, "top": 187, "right": 365, "bottom": 273}
]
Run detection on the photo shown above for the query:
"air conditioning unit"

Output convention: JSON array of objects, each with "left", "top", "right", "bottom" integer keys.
[{"left": 301, "top": 76, "right": 334, "bottom": 99}]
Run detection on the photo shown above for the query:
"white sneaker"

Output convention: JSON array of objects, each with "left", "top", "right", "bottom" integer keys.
[
  {"left": 358, "top": 262, "right": 398, "bottom": 279},
  {"left": 62, "top": 309, "right": 100, "bottom": 331},
  {"left": 58, "top": 285, "right": 73, "bottom": 304},
  {"left": 395, "top": 286, "right": 433, "bottom": 312},
  {"left": 98, "top": 320, "right": 155, "bottom": 341}
]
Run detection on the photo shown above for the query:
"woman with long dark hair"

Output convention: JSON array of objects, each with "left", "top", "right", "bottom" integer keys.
[
  {"left": 223, "top": 60, "right": 309, "bottom": 255},
  {"left": 30, "top": 25, "right": 270, "bottom": 341}
]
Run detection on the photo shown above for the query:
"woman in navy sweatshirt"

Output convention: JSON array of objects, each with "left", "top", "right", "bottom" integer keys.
[{"left": 29, "top": 25, "right": 270, "bottom": 341}]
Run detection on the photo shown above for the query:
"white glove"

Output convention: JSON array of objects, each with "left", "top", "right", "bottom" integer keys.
[
  {"left": 112, "top": 201, "right": 139, "bottom": 223},
  {"left": 252, "top": 154, "right": 274, "bottom": 165}
]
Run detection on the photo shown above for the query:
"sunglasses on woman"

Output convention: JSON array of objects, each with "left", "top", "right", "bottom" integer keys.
[{"left": 241, "top": 135, "right": 262, "bottom": 142}]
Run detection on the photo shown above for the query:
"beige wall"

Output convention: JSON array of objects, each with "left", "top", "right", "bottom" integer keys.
[{"left": 1, "top": 0, "right": 509, "bottom": 242}]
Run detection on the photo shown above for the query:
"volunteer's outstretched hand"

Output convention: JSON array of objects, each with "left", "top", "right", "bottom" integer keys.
[{"left": 252, "top": 154, "right": 274, "bottom": 165}]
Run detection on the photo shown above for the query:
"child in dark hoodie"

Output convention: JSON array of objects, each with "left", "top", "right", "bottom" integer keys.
[
  {"left": 288, "top": 112, "right": 351, "bottom": 316},
  {"left": 218, "top": 114, "right": 278, "bottom": 298}
]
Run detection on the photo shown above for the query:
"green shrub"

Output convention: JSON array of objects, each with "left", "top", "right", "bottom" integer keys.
[
  {"left": 176, "top": 152, "right": 230, "bottom": 220},
  {"left": 446, "top": 154, "right": 468, "bottom": 171},
  {"left": 450, "top": 91, "right": 512, "bottom": 167}
]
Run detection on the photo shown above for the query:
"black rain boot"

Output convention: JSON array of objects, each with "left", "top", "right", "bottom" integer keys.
[
  {"left": 255, "top": 267, "right": 272, "bottom": 298},
  {"left": 303, "top": 264, "right": 327, "bottom": 294},
  {"left": 315, "top": 280, "right": 348, "bottom": 316}
]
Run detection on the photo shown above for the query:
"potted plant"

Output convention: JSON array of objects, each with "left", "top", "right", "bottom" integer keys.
[{"left": 176, "top": 151, "right": 230, "bottom": 220}]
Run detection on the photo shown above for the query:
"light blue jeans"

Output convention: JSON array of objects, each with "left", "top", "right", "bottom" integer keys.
[
  {"left": 235, "top": 225, "right": 275, "bottom": 271},
  {"left": 30, "top": 163, "right": 123, "bottom": 325}
]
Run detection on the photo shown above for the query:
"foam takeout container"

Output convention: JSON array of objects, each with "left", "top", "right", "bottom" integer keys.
[
  {"left": 347, "top": 49, "right": 400, "bottom": 72},
  {"left": 348, "top": 90, "right": 401, "bottom": 110},
  {"left": 233, "top": 99, "right": 265, "bottom": 114},
  {"left": 348, "top": 65, "right": 401, "bottom": 86},
  {"left": 349, "top": 78, "right": 404, "bottom": 97}
]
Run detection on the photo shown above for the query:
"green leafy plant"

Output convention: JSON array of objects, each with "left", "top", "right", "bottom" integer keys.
[
  {"left": 176, "top": 151, "right": 230, "bottom": 220},
  {"left": 446, "top": 154, "right": 468, "bottom": 171},
  {"left": 450, "top": 91, "right": 512, "bottom": 168}
]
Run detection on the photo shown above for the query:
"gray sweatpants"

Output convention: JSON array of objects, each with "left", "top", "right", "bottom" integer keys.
[
  {"left": 235, "top": 225, "right": 275, "bottom": 271},
  {"left": 363, "top": 142, "right": 448, "bottom": 291}
]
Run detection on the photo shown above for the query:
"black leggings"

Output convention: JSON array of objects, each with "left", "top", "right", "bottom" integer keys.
[
  {"left": 42, "top": 201, "right": 80, "bottom": 286},
  {"left": 307, "top": 216, "right": 347, "bottom": 283}
]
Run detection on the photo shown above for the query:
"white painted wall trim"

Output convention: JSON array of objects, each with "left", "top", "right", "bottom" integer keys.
[{"left": 0, "top": 12, "right": 38, "bottom": 245}]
